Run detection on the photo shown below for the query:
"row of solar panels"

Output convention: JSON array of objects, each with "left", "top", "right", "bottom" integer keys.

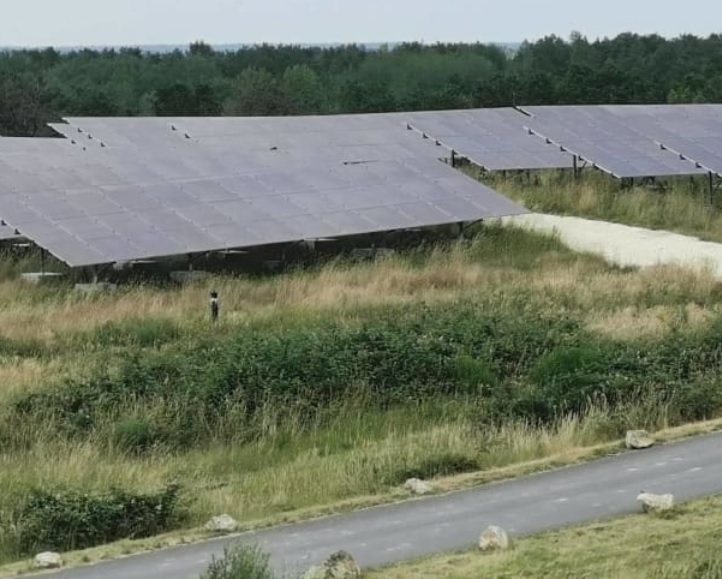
[
  {"left": 1, "top": 105, "right": 721, "bottom": 269},
  {"left": 55, "top": 105, "right": 722, "bottom": 178},
  {"left": 0, "top": 114, "right": 527, "bottom": 268},
  {"left": 521, "top": 105, "right": 722, "bottom": 179}
]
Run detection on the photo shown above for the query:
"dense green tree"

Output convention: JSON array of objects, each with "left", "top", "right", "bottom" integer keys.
[
  {"left": 153, "top": 83, "right": 222, "bottom": 116},
  {"left": 189, "top": 41, "right": 214, "bottom": 57},
  {"left": 280, "top": 65, "right": 326, "bottom": 114},
  {"left": 225, "top": 68, "right": 287, "bottom": 116},
  {"left": 338, "top": 78, "right": 397, "bottom": 113},
  {"left": 0, "top": 72, "right": 54, "bottom": 135},
  {"left": 154, "top": 83, "right": 197, "bottom": 116},
  {"left": 2, "top": 33, "right": 722, "bottom": 135}
]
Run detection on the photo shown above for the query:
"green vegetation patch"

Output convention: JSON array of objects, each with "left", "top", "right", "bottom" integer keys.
[
  {"left": 200, "top": 544, "right": 275, "bottom": 579},
  {"left": 368, "top": 496, "right": 722, "bottom": 579},
  {"left": 11, "top": 484, "right": 185, "bottom": 555}
]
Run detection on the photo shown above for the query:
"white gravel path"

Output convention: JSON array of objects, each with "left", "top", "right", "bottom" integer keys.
[{"left": 498, "top": 213, "right": 722, "bottom": 279}]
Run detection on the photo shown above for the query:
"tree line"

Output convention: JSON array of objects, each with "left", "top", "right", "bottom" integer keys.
[{"left": 1, "top": 32, "right": 722, "bottom": 136}]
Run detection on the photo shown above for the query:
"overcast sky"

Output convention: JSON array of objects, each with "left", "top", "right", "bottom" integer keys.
[{"left": 3, "top": 0, "right": 721, "bottom": 48}]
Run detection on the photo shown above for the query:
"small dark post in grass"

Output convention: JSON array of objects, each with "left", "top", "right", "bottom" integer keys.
[{"left": 210, "top": 290, "right": 219, "bottom": 322}]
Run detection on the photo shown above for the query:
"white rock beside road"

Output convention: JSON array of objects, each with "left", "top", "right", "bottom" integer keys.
[
  {"left": 204, "top": 514, "right": 239, "bottom": 533},
  {"left": 33, "top": 552, "right": 63, "bottom": 569},
  {"left": 637, "top": 492, "right": 675, "bottom": 512},
  {"left": 404, "top": 478, "right": 434, "bottom": 495},
  {"left": 302, "top": 550, "right": 361, "bottom": 579},
  {"left": 626, "top": 430, "right": 655, "bottom": 450},
  {"left": 478, "top": 525, "right": 512, "bottom": 551}
]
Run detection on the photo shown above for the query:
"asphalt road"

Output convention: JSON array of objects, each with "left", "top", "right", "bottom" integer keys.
[{"left": 41, "top": 431, "right": 722, "bottom": 578}]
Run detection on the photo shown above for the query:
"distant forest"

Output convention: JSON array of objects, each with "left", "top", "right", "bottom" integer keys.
[{"left": 1, "top": 32, "right": 722, "bottom": 137}]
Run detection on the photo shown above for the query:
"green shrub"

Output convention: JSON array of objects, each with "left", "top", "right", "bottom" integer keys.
[
  {"left": 113, "top": 417, "right": 160, "bottom": 454},
  {"left": 16, "top": 483, "right": 185, "bottom": 554},
  {"left": 17, "top": 305, "right": 574, "bottom": 446},
  {"left": 530, "top": 345, "right": 616, "bottom": 416},
  {"left": 200, "top": 544, "right": 276, "bottom": 579},
  {"left": 455, "top": 355, "right": 498, "bottom": 394},
  {"left": 11, "top": 302, "right": 722, "bottom": 449}
]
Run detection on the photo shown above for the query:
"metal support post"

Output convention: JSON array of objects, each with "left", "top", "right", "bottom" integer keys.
[{"left": 709, "top": 172, "right": 715, "bottom": 206}]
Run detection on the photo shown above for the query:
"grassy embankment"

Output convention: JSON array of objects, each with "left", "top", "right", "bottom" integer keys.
[
  {"left": 477, "top": 169, "right": 722, "bottom": 243},
  {"left": 1, "top": 217, "right": 722, "bottom": 567},
  {"left": 369, "top": 494, "right": 722, "bottom": 579}
]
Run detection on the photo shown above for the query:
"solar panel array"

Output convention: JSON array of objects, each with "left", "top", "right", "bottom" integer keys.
[
  {"left": 0, "top": 223, "right": 21, "bottom": 241},
  {"left": 597, "top": 105, "right": 722, "bottom": 177},
  {"left": 0, "top": 137, "right": 78, "bottom": 155},
  {"left": 4, "top": 105, "right": 722, "bottom": 270},
  {"left": 57, "top": 114, "right": 450, "bottom": 168},
  {"left": 0, "top": 124, "right": 526, "bottom": 268},
  {"left": 0, "top": 138, "right": 81, "bottom": 241},
  {"left": 403, "top": 108, "right": 573, "bottom": 171},
  {"left": 521, "top": 106, "right": 708, "bottom": 178},
  {"left": 61, "top": 110, "right": 579, "bottom": 171}
]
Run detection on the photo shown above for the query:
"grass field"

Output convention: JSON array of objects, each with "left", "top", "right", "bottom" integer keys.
[
  {"left": 476, "top": 169, "right": 722, "bottom": 243},
  {"left": 2, "top": 216, "right": 722, "bottom": 566},
  {"left": 368, "top": 494, "right": 722, "bottom": 579}
]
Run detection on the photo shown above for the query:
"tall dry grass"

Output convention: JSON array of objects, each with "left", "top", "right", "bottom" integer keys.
[
  {"left": 0, "top": 230, "right": 717, "bottom": 347},
  {"left": 479, "top": 169, "right": 722, "bottom": 243},
  {"left": 1, "top": 224, "right": 721, "bottom": 563},
  {"left": 0, "top": 401, "right": 665, "bottom": 532}
]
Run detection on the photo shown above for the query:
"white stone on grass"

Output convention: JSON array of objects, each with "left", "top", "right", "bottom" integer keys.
[
  {"left": 626, "top": 430, "right": 655, "bottom": 450},
  {"left": 33, "top": 552, "right": 63, "bottom": 569},
  {"left": 204, "top": 514, "right": 239, "bottom": 533},
  {"left": 404, "top": 478, "right": 434, "bottom": 495},
  {"left": 301, "top": 550, "right": 361, "bottom": 578},
  {"left": 637, "top": 492, "right": 675, "bottom": 512},
  {"left": 478, "top": 525, "right": 512, "bottom": 551}
]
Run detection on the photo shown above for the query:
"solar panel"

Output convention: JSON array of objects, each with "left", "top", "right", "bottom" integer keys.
[
  {"left": 0, "top": 223, "right": 21, "bottom": 241},
  {"left": 522, "top": 106, "right": 708, "bottom": 178},
  {"left": 59, "top": 106, "right": 722, "bottom": 179},
  {"left": 0, "top": 137, "right": 78, "bottom": 156},
  {"left": 404, "top": 108, "right": 574, "bottom": 171},
  {"left": 595, "top": 105, "right": 722, "bottom": 177},
  {"left": 0, "top": 139, "right": 527, "bottom": 267},
  {"left": 654, "top": 137, "right": 722, "bottom": 176},
  {"left": 53, "top": 118, "right": 181, "bottom": 149},
  {"left": 61, "top": 114, "right": 445, "bottom": 166},
  {"left": 160, "top": 112, "right": 412, "bottom": 138}
]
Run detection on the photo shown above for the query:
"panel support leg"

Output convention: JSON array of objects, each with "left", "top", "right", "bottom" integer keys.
[{"left": 709, "top": 171, "right": 715, "bottom": 206}]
